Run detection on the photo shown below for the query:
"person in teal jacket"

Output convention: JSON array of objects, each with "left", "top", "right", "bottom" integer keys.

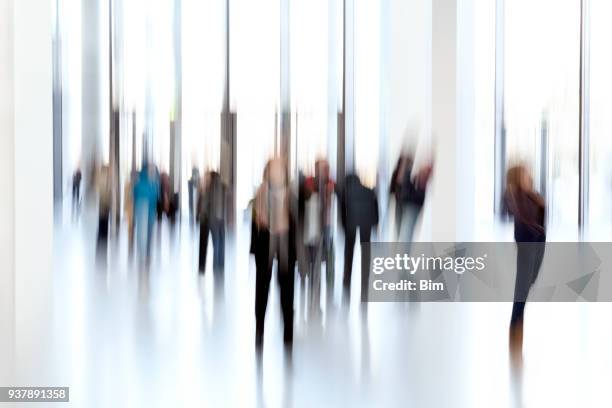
[{"left": 133, "top": 163, "right": 160, "bottom": 263}]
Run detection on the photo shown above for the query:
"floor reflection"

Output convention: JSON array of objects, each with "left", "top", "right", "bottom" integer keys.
[{"left": 25, "top": 203, "right": 612, "bottom": 407}]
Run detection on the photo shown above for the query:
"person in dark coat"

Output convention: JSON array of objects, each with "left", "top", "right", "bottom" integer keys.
[
  {"left": 198, "top": 171, "right": 227, "bottom": 288},
  {"left": 250, "top": 158, "right": 297, "bottom": 349},
  {"left": 505, "top": 164, "right": 546, "bottom": 355},
  {"left": 389, "top": 154, "right": 431, "bottom": 243},
  {"left": 72, "top": 167, "right": 82, "bottom": 217},
  {"left": 339, "top": 174, "right": 379, "bottom": 304},
  {"left": 188, "top": 166, "right": 200, "bottom": 224}
]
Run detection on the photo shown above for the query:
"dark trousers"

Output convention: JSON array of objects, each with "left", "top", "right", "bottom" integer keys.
[
  {"left": 511, "top": 242, "right": 545, "bottom": 325},
  {"left": 97, "top": 213, "right": 109, "bottom": 244},
  {"left": 72, "top": 184, "right": 80, "bottom": 211},
  {"left": 188, "top": 181, "right": 195, "bottom": 223},
  {"left": 343, "top": 226, "right": 372, "bottom": 303},
  {"left": 255, "top": 233, "right": 294, "bottom": 342},
  {"left": 199, "top": 218, "right": 225, "bottom": 282}
]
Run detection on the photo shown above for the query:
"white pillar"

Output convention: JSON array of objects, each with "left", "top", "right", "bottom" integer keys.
[
  {"left": 14, "top": 0, "right": 54, "bottom": 382},
  {"left": 327, "top": 0, "right": 340, "bottom": 178},
  {"left": 456, "top": 0, "right": 475, "bottom": 240},
  {"left": 431, "top": 0, "right": 457, "bottom": 241},
  {"left": 0, "top": 0, "right": 16, "bottom": 386},
  {"left": 82, "top": 0, "right": 103, "bottom": 189},
  {"left": 343, "top": 0, "right": 355, "bottom": 172},
  {"left": 430, "top": 0, "right": 475, "bottom": 241}
]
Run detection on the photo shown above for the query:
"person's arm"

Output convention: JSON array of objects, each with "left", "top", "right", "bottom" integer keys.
[
  {"left": 338, "top": 186, "right": 347, "bottom": 231},
  {"left": 373, "top": 190, "right": 380, "bottom": 226},
  {"left": 250, "top": 206, "right": 257, "bottom": 255}
]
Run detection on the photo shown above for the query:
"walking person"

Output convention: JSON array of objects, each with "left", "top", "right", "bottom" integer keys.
[
  {"left": 339, "top": 174, "right": 379, "bottom": 304},
  {"left": 133, "top": 163, "right": 160, "bottom": 265},
  {"left": 251, "top": 158, "right": 297, "bottom": 349},
  {"left": 198, "top": 171, "right": 227, "bottom": 289},
  {"left": 505, "top": 164, "right": 546, "bottom": 356},
  {"left": 72, "top": 167, "right": 82, "bottom": 218}
]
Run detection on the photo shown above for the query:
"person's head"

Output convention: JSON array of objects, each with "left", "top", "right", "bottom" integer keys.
[
  {"left": 315, "top": 158, "right": 330, "bottom": 181},
  {"left": 267, "top": 157, "right": 288, "bottom": 188},
  {"left": 506, "top": 164, "right": 532, "bottom": 193}
]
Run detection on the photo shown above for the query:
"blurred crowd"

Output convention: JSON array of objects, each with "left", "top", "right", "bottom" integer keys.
[{"left": 71, "top": 150, "right": 548, "bottom": 356}]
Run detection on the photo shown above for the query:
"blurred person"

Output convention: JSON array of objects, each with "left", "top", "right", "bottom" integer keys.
[
  {"left": 505, "top": 164, "right": 546, "bottom": 355},
  {"left": 188, "top": 166, "right": 200, "bottom": 224},
  {"left": 302, "top": 159, "right": 336, "bottom": 317},
  {"left": 296, "top": 170, "right": 309, "bottom": 320},
  {"left": 133, "top": 163, "right": 160, "bottom": 263},
  {"left": 96, "top": 165, "right": 112, "bottom": 248},
  {"left": 87, "top": 156, "right": 98, "bottom": 199},
  {"left": 72, "top": 167, "right": 82, "bottom": 216},
  {"left": 197, "top": 171, "right": 227, "bottom": 287},
  {"left": 389, "top": 154, "right": 432, "bottom": 243},
  {"left": 339, "top": 173, "right": 379, "bottom": 304},
  {"left": 250, "top": 158, "right": 297, "bottom": 349},
  {"left": 389, "top": 154, "right": 411, "bottom": 237},
  {"left": 124, "top": 170, "right": 137, "bottom": 255},
  {"left": 158, "top": 171, "right": 171, "bottom": 221}
]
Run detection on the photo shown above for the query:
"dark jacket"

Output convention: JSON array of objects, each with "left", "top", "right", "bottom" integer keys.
[
  {"left": 505, "top": 190, "right": 546, "bottom": 243},
  {"left": 199, "top": 172, "right": 226, "bottom": 222},
  {"left": 249, "top": 197, "right": 298, "bottom": 270},
  {"left": 339, "top": 174, "right": 379, "bottom": 231}
]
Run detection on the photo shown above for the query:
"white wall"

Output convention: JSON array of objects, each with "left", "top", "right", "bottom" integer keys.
[
  {"left": 430, "top": 0, "right": 458, "bottom": 241},
  {"left": 427, "top": 0, "right": 476, "bottom": 241},
  {"left": 456, "top": 0, "right": 476, "bottom": 240},
  {"left": 13, "top": 0, "right": 54, "bottom": 382},
  {"left": 386, "top": 0, "right": 431, "bottom": 166},
  {"left": 0, "top": 0, "right": 16, "bottom": 387}
]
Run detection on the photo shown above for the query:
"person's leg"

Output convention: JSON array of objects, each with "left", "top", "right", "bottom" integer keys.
[
  {"left": 360, "top": 228, "right": 372, "bottom": 303},
  {"left": 219, "top": 222, "right": 225, "bottom": 267},
  {"left": 188, "top": 181, "right": 193, "bottom": 222},
  {"left": 97, "top": 214, "right": 108, "bottom": 244},
  {"left": 309, "top": 243, "right": 322, "bottom": 318},
  {"left": 343, "top": 227, "right": 357, "bottom": 303},
  {"left": 277, "top": 236, "right": 294, "bottom": 344},
  {"left": 395, "top": 199, "right": 403, "bottom": 238},
  {"left": 530, "top": 242, "right": 545, "bottom": 285},
  {"left": 324, "top": 230, "right": 335, "bottom": 307},
  {"left": 72, "top": 184, "right": 77, "bottom": 215},
  {"left": 304, "top": 245, "right": 313, "bottom": 311},
  {"left": 96, "top": 214, "right": 109, "bottom": 261},
  {"left": 399, "top": 203, "right": 420, "bottom": 244},
  {"left": 211, "top": 220, "right": 225, "bottom": 275},
  {"left": 255, "top": 256, "right": 272, "bottom": 346},
  {"left": 198, "top": 220, "right": 209, "bottom": 273},
  {"left": 127, "top": 214, "right": 134, "bottom": 255},
  {"left": 511, "top": 244, "right": 531, "bottom": 326},
  {"left": 209, "top": 220, "right": 221, "bottom": 291},
  {"left": 146, "top": 217, "right": 154, "bottom": 262}
]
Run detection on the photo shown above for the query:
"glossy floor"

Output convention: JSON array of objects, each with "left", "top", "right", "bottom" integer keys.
[{"left": 17, "top": 204, "right": 612, "bottom": 407}]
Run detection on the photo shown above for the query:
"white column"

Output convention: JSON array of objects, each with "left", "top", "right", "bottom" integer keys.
[
  {"left": 0, "top": 0, "right": 16, "bottom": 386},
  {"left": 279, "top": 0, "right": 290, "bottom": 161},
  {"left": 430, "top": 0, "right": 475, "bottom": 241},
  {"left": 456, "top": 0, "right": 475, "bottom": 240},
  {"left": 327, "top": 0, "right": 340, "bottom": 178},
  {"left": 81, "top": 0, "right": 103, "bottom": 190},
  {"left": 14, "top": 0, "right": 54, "bottom": 382},
  {"left": 343, "top": 0, "right": 355, "bottom": 172},
  {"left": 431, "top": 0, "right": 458, "bottom": 241}
]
